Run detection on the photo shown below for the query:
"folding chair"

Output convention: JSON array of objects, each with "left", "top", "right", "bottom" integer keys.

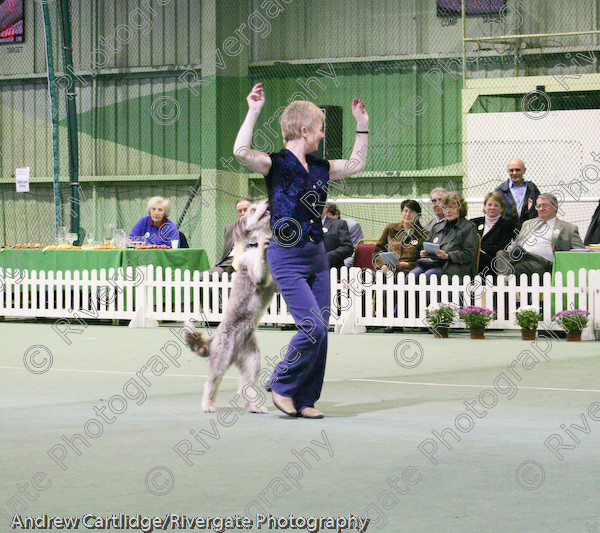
[{"left": 352, "top": 238, "right": 378, "bottom": 271}]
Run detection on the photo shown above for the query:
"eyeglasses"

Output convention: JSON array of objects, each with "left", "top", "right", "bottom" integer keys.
[{"left": 535, "top": 204, "right": 555, "bottom": 210}]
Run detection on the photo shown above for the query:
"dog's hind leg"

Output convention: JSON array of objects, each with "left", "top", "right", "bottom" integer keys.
[
  {"left": 202, "top": 349, "right": 229, "bottom": 413},
  {"left": 202, "top": 374, "right": 221, "bottom": 413},
  {"left": 236, "top": 335, "right": 268, "bottom": 414}
]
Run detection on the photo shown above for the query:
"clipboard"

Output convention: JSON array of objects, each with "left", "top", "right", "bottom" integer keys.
[
  {"left": 423, "top": 241, "right": 440, "bottom": 254},
  {"left": 378, "top": 251, "right": 399, "bottom": 268}
]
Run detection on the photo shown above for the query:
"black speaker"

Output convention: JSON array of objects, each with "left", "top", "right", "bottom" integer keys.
[{"left": 311, "top": 105, "right": 343, "bottom": 160}]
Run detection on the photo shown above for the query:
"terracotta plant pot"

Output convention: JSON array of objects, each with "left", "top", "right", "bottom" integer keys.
[
  {"left": 470, "top": 328, "right": 485, "bottom": 339},
  {"left": 521, "top": 329, "right": 537, "bottom": 340},
  {"left": 566, "top": 330, "right": 582, "bottom": 342},
  {"left": 433, "top": 327, "right": 449, "bottom": 338}
]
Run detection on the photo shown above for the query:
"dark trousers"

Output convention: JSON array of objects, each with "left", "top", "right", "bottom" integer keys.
[
  {"left": 266, "top": 240, "right": 330, "bottom": 411},
  {"left": 495, "top": 250, "right": 553, "bottom": 279},
  {"left": 410, "top": 265, "right": 443, "bottom": 281}
]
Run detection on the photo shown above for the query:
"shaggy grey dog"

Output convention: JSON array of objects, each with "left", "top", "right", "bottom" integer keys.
[{"left": 184, "top": 200, "right": 276, "bottom": 413}]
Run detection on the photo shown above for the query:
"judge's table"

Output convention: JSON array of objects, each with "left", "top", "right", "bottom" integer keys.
[
  {"left": 0, "top": 247, "right": 209, "bottom": 274},
  {"left": 552, "top": 249, "right": 600, "bottom": 312},
  {"left": 0, "top": 247, "right": 210, "bottom": 325}
]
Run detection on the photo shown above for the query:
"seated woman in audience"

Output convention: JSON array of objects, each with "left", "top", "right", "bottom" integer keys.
[
  {"left": 470, "top": 191, "right": 517, "bottom": 277},
  {"left": 130, "top": 196, "right": 179, "bottom": 246},
  {"left": 409, "top": 191, "right": 478, "bottom": 280},
  {"left": 372, "top": 199, "right": 427, "bottom": 274}
]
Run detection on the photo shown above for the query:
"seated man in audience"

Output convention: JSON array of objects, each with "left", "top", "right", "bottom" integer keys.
[
  {"left": 495, "top": 158, "right": 540, "bottom": 228},
  {"left": 324, "top": 203, "right": 365, "bottom": 268},
  {"left": 322, "top": 203, "right": 354, "bottom": 270},
  {"left": 202, "top": 198, "right": 251, "bottom": 277},
  {"left": 422, "top": 187, "right": 448, "bottom": 233},
  {"left": 495, "top": 193, "right": 584, "bottom": 279}
]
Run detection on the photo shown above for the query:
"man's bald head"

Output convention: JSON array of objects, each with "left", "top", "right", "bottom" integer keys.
[{"left": 507, "top": 158, "right": 526, "bottom": 185}]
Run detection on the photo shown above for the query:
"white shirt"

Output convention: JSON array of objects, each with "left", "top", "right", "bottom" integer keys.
[
  {"left": 522, "top": 217, "right": 557, "bottom": 263},
  {"left": 509, "top": 181, "right": 528, "bottom": 215}
]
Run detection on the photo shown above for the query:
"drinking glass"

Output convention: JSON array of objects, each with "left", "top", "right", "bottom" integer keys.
[
  {"left": 114, "top": 229, "right": 127, "bottom": 248},
  {"left": 104, "top": 224, "right": 115, "bottom": 245},
  {"left": 56, "top": 226, "right": 68, "bottom": 245}
]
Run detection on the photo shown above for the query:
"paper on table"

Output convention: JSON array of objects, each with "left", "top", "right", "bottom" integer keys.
[{"left": 16, "top": 167, "right": 30, "bottom": 193}]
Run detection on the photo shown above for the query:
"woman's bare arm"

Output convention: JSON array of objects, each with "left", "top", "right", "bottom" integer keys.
[
  {"left": 329, "top": 98, "right": 369, "bottom": 181},
  {"left": 233, "top": 83, "right": 272, "bottom": 176}
]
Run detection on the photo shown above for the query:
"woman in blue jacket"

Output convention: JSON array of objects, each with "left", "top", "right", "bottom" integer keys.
[{"left": 129, "top": 196, "right": 179, "bottom": 246}]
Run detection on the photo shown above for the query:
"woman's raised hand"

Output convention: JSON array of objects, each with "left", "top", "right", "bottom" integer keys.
[
  {"left": 247, "top": 83, "right": 265, "bottom": 114},
  {"left": 351, "top": 98, "right": 369, "bottom": 129}
]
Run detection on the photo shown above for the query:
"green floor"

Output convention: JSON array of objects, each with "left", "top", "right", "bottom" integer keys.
[{"left": 1, "top": 322, "right": 599, "bottom": 533}]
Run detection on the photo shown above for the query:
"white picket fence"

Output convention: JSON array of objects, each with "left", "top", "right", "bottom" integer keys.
[{"left": 1, "top": 266, "right": 599, "bottom": 338}]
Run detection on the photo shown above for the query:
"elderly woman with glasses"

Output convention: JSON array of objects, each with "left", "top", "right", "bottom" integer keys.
[
  {"left": 129, "top": 196, "right": 179, "bottom": 246},
  {"left": 409, "top": 191, "right": 479, "bottom": 280}
]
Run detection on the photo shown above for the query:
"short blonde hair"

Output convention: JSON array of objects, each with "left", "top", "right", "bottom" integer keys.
[
  {"left": 147, "top": 196, "right": 170, "bottom": 217},
  {"left": 483, "top": 191, "right": 506, "bottom": 214},
  {"left": 280, "top": 101, "right": 324, "bottom": 142},
  {"left": 440, "top": 191, "right": 467, "bottom": 218}
]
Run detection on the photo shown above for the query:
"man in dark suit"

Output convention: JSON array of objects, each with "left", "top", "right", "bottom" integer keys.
[
  {"left": 202, "top": 198, "right": 251, "bottom": 276},
  {"left": 322, "top": 204, "right": 354, "bottom": 269},
  {"left": 495, "top": 158, "right": 540, "bottom": 227},
  {"left": 323, "top": 203, "right": 365, "bottom": 268},
  {"left": 496, "top": 193, "right": 584, "bottom": 278},
  {"left": 584, "top": 199, "right": 600, "bottom": 245}
]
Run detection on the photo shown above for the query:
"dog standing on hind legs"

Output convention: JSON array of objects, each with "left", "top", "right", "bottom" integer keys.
[{"left": 184, "top": 200, "right": 276, "bottom": 413}]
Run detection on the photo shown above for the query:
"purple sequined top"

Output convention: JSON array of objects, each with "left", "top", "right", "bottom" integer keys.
[{"left": 265, "top": 149, "right": 330, "bottom": 246}]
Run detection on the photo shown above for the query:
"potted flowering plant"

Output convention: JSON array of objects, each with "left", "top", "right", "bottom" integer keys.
[
  {"left": 458, "top": 306, "right": 497, "bottom": 339},
  {"left": 552, "top": 309, "right": 590, "bottom": 341},
  {"left": 424, "top": 303, "right": 457, "bottom": 338},
  {"left": 514, "top": 306, "right": 543, "bottom": 340}
]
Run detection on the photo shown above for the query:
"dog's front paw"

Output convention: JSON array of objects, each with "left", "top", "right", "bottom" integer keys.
[
  {"left": 202, "top": 403, "right": 216, "bottom": 413},
  {"left": 248, "top": 405, "right": 268, "bottom": 414},
  {"left": 258, "top": 234, "right": 271, "bottom": 248}
]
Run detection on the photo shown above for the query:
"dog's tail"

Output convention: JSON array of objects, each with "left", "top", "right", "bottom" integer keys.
[{"left": 183, "top": 321, "right": 210, "bottom": 357}]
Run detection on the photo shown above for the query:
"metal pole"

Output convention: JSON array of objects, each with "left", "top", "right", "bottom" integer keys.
[
  {"left": 41, "top": 2, "right": 62, "bottom": 233},
  {"left": 464, "top": 29, "right": 600, "bottom": 43},
  {"left": 58, "top": 0, "right": 80, "bottom": 243},
  {"left": 461, "top": 0, "right": 466, "bottom": 87}
]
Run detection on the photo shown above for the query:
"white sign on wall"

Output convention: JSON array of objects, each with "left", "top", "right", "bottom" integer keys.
[{"left": 15, "top": 166, "right": 30, "bottom": 193}]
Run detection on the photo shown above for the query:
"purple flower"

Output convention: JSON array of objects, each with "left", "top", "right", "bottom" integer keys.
[
  {"left": 552, "top": 309, "right": 590, "bottom": 332},
  {"left": 459, "top": 306, "right": 497, "bottom": 328},
  {"left": 459, "top": 306, "right": 497, "bottom": 317},
  {"left": 552, "top": 309, "right": 590, "bottom": 320}
]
